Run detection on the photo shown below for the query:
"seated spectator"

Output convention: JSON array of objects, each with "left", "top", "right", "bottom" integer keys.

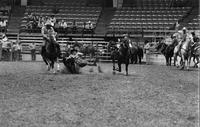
[
  {"left": 63, "top": 21, "right": 68, "bottom": 29},
  {"left": 54, "top": 20, "right": 60, "bottom": 32},
  {"left": 38, "top": 20, "right": 44, "bottom": 28},
  {"left": 27, "top": 13, "right": 34, "bottom": 22},
  {"left": 0, "top": 19, "right": 3, "bottom": 28},
  {"left": 85, "top": 21, "right": 94, "bottom": 33},
  {"left": 1, "top": 19, "right": 7, "bottom": 32},
  {"left": 89, "top": 21, "right": 94, "bottom": 29},
  {"left": 50, "top": 15, "right": 56, "bottom": 27}
]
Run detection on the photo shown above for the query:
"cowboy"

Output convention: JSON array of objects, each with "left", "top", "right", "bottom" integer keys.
[
  {"left": 191, "top": 32, "right": 200, "bottom": 52},
  {"left": 41, "top": 21, "right": 55, "bottom": 46},
  {"left": 191, "top": 32, "right": 199, "bottom": 45},
  {"left": 176, "top": 27, "right": 193, "bottom": 53}
]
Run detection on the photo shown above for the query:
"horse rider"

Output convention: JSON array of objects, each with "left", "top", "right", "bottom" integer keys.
[
  {"left": 191, "top": 31, "right": 200, "bottom": 52},
  {"left": 175, "top": 27, "right": 193, "bottom": 53},
  {"left": 41, "top": 21, "right": 62, "bottom": 58}
]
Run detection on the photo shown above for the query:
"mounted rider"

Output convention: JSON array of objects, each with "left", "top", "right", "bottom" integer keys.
[
  {"left": 174, "top": 27, "right": 193, "bottom": 53},
  {"left": 191, "top": 31, "right": 200, "bottom": 52},
  {"left": 41, "top": 21, "right": 61, "bottom": 58}
]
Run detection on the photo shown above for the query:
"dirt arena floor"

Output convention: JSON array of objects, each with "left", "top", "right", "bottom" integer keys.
[{"left": 0, "top": 62, "right": 199, "bottom": 127}]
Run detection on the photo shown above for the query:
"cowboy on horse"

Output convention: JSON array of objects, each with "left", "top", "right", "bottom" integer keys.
[
  {"left": 175, "top": 27, "right": 193, "bottom": 53},
  {"left": 41, "top": 21, "right": 61, "bottom": 58},
  {"left": 191, "top": 32, "right": 200, "bottom": 50}
]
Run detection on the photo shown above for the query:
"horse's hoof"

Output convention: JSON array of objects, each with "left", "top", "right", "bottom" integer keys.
[{"left": 113, "top": 71, "right": 116, "bottom": 75}]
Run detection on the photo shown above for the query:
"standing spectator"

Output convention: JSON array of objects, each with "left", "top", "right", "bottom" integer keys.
[
  {"left": 12, "top": 41, "right": 21, "bottom": 61},
  {"left": 29, "top": 42, "right": 36, "bottom": 61},
  {"left": 12, "top": 42, "right": 17, "bottom": 61},
  {"left": 15, "top": 41, "right": 21, "bottom": 61},
  {"left": 144, "top": 40, "right": 151, "bottom": 65}
]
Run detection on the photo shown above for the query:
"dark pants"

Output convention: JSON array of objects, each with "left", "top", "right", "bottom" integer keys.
[{"left": 31, "top": 49, "right": 36, "bottom": 61}]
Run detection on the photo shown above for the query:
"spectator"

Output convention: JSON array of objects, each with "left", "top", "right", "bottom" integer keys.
[
  {"left": 38, "top": 18, "right": 44, "bottom": 28},
  {"left": 15, "top": 41, "right": 21, "bottom": 61},
  {"left": 29, "top": 42, "right": 36, "bottom": 61},
  {"left": 12, "top": 42, "right": 18, "bottom": 61},
  {"left": 61, "top": 20, "right": 68, "bottom": 33},
  {"left": 144, "top": 40, "right": 151, "bottom": 65},
  {"left": 50, "top": 15, "right": 56, "bottom": 27},
  {"left": 85, "top": 21, "right": 94, "bottom": 34},
  {"left": 54, "top": 20, "right": 60, "bottom": 32}
]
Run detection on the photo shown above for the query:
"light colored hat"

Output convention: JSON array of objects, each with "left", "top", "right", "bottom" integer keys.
[{"left": 182, "top": 27, "right": 187, "bottom": 30}]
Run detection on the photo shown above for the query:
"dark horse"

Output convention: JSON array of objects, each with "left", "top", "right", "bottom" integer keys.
[
  {"left": 107, "top": 40, "right": 130, "bottom": 76},
  {"left": 156, "top": 39, "right": 178, "bottom": 66},
  {"left": 129, "top": 41, "right": 143, "bottom": 64},
  {"left": 41, "top": 33, "right": 61, "bottom": 73}
]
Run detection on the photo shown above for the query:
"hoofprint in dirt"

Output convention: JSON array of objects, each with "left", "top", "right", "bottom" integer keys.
[{"left": 0, "top": 62, "right": 199, "bottom": 127}]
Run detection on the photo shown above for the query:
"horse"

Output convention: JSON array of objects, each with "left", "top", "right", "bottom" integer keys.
[
  {"left": 179, "top": 35, "right": 193, "bottom": 70},
  {"left": 41, "top": 33, "right": 61, "bottom": 73},
  {"left": 190, "top": 42, "right": 200, "bottom": 68},
  {"left": 156, "top": 38, "right": 178, "bottom": 66},
  {"left": 128, "top": 40, "right": 143, "bottom": 64},
  {"left": 107, "top": 40, "right": 130, "bottom": 76}
]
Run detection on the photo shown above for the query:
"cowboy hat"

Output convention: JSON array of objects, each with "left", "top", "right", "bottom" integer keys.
[{"left": 182, "top": 27, "right": 187, "bottom": 30}]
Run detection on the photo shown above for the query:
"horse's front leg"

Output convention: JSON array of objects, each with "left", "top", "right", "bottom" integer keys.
[
  {"left": 56, "top": 59, "right": 60, "bottom": 72},
  {"left": 196, "top": 57, "right": 200, "bottom": 68},
  {"left": 118, "top": 61, "right": 121, "bottom": 72},
  {"left": 173, "top": 54, "right": 177, "bottom": 66},
  {"left": 187, "top": 56, "right": 191, "bottom": 70},
  {"left": 125, "top": 63, "right": 128, "bottom": 76},
  {"left": 180, "top": 55, "right": 185, "bottom": 70},
  {"left": 165, "top": 56, "right": 168, "bottom": 66},
  {"left": 112, "top": 58, "right": 116, "bottom": 75}
]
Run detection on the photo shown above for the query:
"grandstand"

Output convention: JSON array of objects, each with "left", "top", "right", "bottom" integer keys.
[{"left": 0, "top": 0, "right": 199, "bottom": 61}]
